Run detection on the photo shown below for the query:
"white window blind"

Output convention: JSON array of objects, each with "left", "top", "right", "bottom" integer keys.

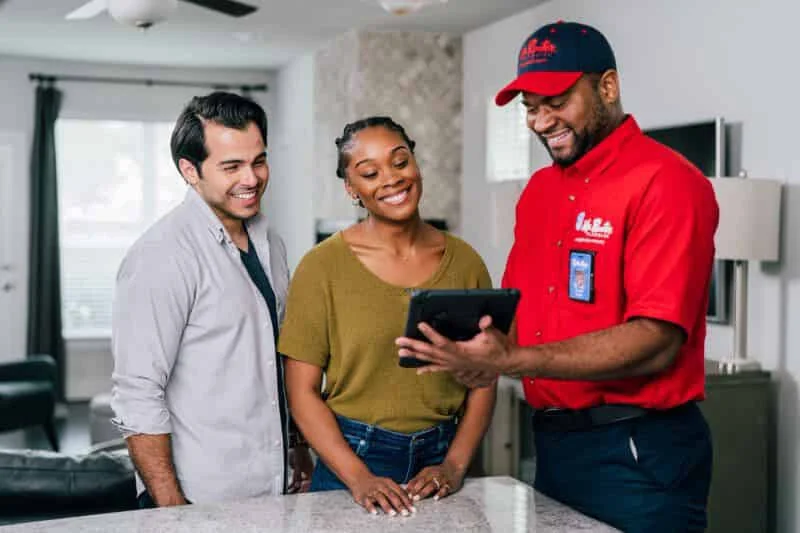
[
  {"left": 486, "top": 97, "right": 530, "bottom": 182},
  {"left": 56, "top": 119, "right": 186, "bottom": 338},
  {"left": 485, "top": 97, "right": 551, "bottom": 182}
]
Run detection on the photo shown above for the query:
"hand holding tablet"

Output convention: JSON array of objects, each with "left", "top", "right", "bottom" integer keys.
[{"left": 399, "top": 288, "right": 520, "bottom": 368}]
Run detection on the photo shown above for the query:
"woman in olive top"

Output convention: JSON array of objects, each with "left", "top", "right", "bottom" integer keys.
[{"left": 278, "top": 117, "right": 496, "bottom": 517}]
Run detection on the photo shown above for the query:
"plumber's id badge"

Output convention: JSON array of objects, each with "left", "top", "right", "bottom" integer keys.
[{"left": 568, "top": 250, "right": 595, "bottom": 303}]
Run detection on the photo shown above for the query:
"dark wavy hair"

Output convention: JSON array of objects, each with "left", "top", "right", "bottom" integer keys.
[
  {"left": 335, "top": 116, "right": 416, "bottom": 180},
  {"left": 170, "top": 91, "right": 268, "bottom": 175}
]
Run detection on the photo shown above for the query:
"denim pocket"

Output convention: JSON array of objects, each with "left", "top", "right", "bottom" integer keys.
[{"left": 343, "top": 433, "right": 370, "bottom": 458}]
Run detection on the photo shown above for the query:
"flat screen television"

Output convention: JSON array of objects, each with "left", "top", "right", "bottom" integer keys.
[{"left": 644, "top": 118, "right": 730, "bottom": 324}]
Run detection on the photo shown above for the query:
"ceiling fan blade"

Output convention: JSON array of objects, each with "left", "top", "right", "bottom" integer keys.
[
  {"left": 65, "top": 0, "right": 108, "bottom": 20},
  {"left": 180, "top": 0, "right": 258, "bottom": 17}
]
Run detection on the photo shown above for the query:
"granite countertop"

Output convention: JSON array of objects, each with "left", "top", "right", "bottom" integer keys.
[{"left": 0, "top": 476, "right": 618, "bottom": 533}]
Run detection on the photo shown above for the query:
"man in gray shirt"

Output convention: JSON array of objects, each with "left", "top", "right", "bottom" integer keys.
[{"left": 111, "top": 92, "right": 313, "bottom": 507}]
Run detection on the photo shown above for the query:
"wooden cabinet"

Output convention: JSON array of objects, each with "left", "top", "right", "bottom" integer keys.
[{"left": 702, "top": 366, "right": 772, "bottom": 533}]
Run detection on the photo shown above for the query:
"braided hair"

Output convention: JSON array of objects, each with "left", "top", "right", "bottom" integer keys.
[{"left": 335, "top": 116, "right": 417, "bottom": 180}]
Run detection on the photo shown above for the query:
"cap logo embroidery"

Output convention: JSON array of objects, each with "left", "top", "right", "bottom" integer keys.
[{"left": 519, "top": 38, "right": 557, "bottom": 68}]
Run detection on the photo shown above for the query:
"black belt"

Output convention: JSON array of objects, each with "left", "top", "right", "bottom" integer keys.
[{"left": 532, "top": 404, "right": 649, "bottom": 432}]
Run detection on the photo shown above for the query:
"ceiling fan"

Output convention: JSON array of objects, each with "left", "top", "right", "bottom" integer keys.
[{"left": 66, "top": 0, "right": 258, "bottom": 29}]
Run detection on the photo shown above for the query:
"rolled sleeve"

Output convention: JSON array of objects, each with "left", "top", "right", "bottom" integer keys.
[
  {"left": 623, "top": 165, "right": 719, "bottom": 336},
  {"left": 111, "top": 244, "right": 193, "bottom": 437}
]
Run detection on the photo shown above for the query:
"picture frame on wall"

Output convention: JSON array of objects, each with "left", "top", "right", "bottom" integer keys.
[{"left": 644, "top": 117, "right": 731, "bottom": 324}]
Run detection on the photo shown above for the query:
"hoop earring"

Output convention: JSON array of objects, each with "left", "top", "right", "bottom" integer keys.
[{"left": 351, "top": 196, "right": 361, "bottom": 207}]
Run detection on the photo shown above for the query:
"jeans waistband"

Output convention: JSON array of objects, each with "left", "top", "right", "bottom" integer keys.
[{"left": 334, "top": 414, "right": 457, "bottom": 447}]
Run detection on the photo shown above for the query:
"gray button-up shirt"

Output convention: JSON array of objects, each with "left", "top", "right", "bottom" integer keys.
[{"left": 111, "top": 187, "right": 289, "bottom": 504}]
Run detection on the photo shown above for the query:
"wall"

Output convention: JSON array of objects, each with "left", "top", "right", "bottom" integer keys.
[
  {"left": 267, "top": 53, "right": 315, "bottom": 271},
  {"left": 0, "top": 54, "right": 274, "bottom": 400},
  {"left": 314, "top": 30, "right": 463, "bottom": 231},
  {"left": 462, "top": 1, "right": 800, "bottom": 531}
]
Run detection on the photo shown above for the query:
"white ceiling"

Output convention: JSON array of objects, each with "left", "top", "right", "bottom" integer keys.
[{"left": 0, "top": 0, "right": 544, "bottom": 69}]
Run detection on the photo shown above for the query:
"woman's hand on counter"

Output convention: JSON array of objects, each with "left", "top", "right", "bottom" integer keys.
[
  {"left": 405, "top": 460, "right": 465, "bottom": 502},
  {"left": 347, "top": 472, "right": 416, "bottom": 516}
]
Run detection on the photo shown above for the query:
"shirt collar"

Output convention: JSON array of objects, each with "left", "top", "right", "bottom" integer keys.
[
  {"left": 559, "top": 115, "right": 641, "bottom": 179},
  {"left": 183, "top": 187, "right": 269, "bottom": 245}
]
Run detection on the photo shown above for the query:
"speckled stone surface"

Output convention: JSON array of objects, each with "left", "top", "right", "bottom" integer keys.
[{"left": 0, "top": 476, "right": 619, "bottom": 532}]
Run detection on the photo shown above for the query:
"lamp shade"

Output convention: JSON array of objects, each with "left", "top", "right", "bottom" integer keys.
[{"left": 711, "top": 177, "right": 782, "bottom": 261}]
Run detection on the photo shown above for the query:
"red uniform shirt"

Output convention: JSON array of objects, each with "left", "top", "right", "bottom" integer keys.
[{"left": 502, "top": 116, "right": 719, "bottom": 410}]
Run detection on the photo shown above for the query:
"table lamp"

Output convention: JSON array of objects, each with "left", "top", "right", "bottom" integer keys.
[{"left": 710, "top": 174, "right": 782, "bottom": 374}]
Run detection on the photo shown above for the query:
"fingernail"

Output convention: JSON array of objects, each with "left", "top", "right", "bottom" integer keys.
[
  {"left": 433, "top": 495, "right": 439, "bottom": 501},
  {"left": 411, "top": 506, "right": 417, "bottom": 513},
  {"left": 401, "top": 510, "right": 409, "bottom": 517},
  {"left": 389, "top": 510, "right": 397, "bottom": 517},
  {"left": 413, "top": 494, "right": 420, "bottom": 501},
  {"left": 370, "top": 509, "right": 378, "bottom": 516}
]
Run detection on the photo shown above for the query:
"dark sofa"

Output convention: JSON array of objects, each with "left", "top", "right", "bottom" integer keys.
[
  {"left": 0, "top": 354, "right": 59, "bottom": 450},
  {"left": 0, "top": 448, "right": 137, "bottom": 525}
]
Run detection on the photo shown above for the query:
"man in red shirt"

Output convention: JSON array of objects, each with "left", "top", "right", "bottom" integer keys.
[{"left": 396, "top": 20, "right": 718, "bottom": 532}]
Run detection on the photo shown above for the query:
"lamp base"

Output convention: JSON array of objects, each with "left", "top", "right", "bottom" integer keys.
[{"left": 718, "top": 358, "right": 762, "bottom": 375}]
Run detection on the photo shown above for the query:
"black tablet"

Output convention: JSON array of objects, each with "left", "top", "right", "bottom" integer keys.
[{"left": 399, "top": 288, "right": 521, "bottom": 368}]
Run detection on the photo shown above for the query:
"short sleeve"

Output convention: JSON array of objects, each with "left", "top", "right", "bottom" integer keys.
[
  {"left": 478, "top": 263, "right": 493, "bottom": 290},
  {"left": 277, "top": 250, "right": 330, "bottom": 368},
  {"left": 623, "top": 166, "right": 719, "bottom": 336}
]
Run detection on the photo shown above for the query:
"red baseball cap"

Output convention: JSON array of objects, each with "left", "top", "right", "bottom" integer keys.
[{"left": 495, "top": 21, "right": 617, "bottom": 106}]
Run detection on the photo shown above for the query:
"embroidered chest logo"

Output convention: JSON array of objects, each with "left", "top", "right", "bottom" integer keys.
[{"left": 574, "top": 211, "right": 614, "bottom": 244}]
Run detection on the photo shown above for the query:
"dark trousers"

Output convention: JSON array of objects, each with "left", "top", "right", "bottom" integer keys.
[
  {"left": 310, "top": 414, "right": 457, "bottom": 491},
  {"left": 533, "top": 402, "right": 712, "bottom": 533}
]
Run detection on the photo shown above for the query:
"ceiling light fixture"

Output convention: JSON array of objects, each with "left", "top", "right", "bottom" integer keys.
[
  {"left": 108, "top": 0, "right": 178, "bottom": 28},
  {"left": 377, "top": 0, "right": 448, "bottom": 16}
]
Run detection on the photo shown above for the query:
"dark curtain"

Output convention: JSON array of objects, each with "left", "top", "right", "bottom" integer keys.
[{"left": 27, "top": 84, "right": 65, "bottom": 401}]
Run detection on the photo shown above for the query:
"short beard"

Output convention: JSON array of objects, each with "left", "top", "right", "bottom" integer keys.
[{"left": 539, "top": 91, "right": 615, "bottom": 168}]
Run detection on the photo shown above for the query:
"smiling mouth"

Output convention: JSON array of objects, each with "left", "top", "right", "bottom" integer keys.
[
  {"left": 231, "top": 190, "right": 257, "bottom": 200},
  {"left": 545, "top": 129, "right": 573, "bottom": 149},
  {"left": 380, "top": 186, "right": 411, "bottom": 205}
]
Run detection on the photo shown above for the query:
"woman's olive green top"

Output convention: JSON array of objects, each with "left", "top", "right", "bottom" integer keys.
[{"left": 278, "top": 232, "right": 492, "bottom": 433}]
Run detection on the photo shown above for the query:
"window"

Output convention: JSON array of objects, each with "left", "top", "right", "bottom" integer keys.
[
  {"left": 485, "top": 97, "right": 550, "bottom": 182},
  {"left": 56, "top": 120, "right": 186, "bottom": 338},
  {"left": 486, "top": 97, "right": 530, "bottom": 182}
]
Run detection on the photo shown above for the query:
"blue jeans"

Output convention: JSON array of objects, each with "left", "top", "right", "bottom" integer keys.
[
  {"left": 310, "top": 415, "right": 457, "bottom": 491},
  {"left": 534, "top": 402, "right": 712, "bottom": 533}
]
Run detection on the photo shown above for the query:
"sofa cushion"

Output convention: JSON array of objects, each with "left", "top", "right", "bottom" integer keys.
[
  {"left": 0, "top": 448, "right": 136, "bottom": 518},
  {"left": 0, "top": 382, "right": 54, "bottom": 432}
]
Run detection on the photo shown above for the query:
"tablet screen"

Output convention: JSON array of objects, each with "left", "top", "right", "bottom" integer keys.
[{"left": 400, "top": 288, "right": 520, "bottom": 368}]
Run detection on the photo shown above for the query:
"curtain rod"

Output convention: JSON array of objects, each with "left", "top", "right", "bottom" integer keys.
[{"left": 28, "top": 73, "right": 268, "bottom": 93}]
